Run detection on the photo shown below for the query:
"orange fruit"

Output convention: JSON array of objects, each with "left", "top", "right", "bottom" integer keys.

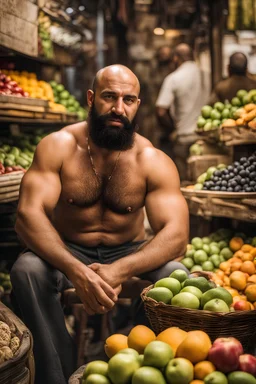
[
  {"left": 229, "top": 271, "right": 247, "bottom": 291},
  {"left": 241, "top": 253, "right": 254, "bottom": 262},
  {"left": 156, "top": 327, "right": 187, "bottom": 354},
  {"left": 190, "top": 381, "right": 204, "bottom": 384},
  {"left": 245, "top": 284, "right": 256, "bottom": 302},
  {"left": 233, "top": 250, "right": 244, "bottom": 258},
  {"left": 194, "top": 361, "right": 216, "bottom": 380},
  {"left": 241, "top": 245, "right": 253, "bottom": 253},
  {"left": 104, "top": 334, "right": 129, "bottom": 358},
  {"left": 214, "top": 277, "right": 223, "bottom": 287},
  {"left": 248, "top": 275, "right": 256, "bottom": 284},
  {"left": 216, "top": 270, "right": 225, "bottom": 279},
  {"left": 219, "top": 261, "right": 229, "bottom": 272},
  {"left": 230, "top": 261, "right": 242, "bottom": 272},
  {"left": 240, "top": 261, "right": 256, "bottom": 275},
  {"left": 127, "top": 325, "right": 156, "bottom": 354},
  {"left": 250, "top": 248, "right": 256, "bottom": 257},
  {"left": 253, "top": 301, "right": 256, "bottom": 309},
  {"left": 176, "top": 330, "right": 212, "bottom": 364},
  {"left": 223, "top": 287, "right": 239, "bottom": 297},
  {"left": 223, "top": 275, "right": 230, "bottom": 286},
  {"left": 229, "top": 237, "right": 244, "bottom": 252}
]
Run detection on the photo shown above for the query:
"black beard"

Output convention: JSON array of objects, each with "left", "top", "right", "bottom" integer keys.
[{"left": 88, "top": 103, "right": 137, "bottom": 150}]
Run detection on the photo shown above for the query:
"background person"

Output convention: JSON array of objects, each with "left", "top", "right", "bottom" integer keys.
[
  {"left": 209, "top": 52, "right": 256, "bottom": 105},
  {"left": 155, "top": 44, "right": 206, "bottom": 180},
  {"left": 10, "top": 65, "right": 189, "bottom": 384}
]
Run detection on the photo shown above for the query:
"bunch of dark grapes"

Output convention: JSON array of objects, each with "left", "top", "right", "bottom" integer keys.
[{"left": 203, "top": 152, "right": 256, "bottom": 192}]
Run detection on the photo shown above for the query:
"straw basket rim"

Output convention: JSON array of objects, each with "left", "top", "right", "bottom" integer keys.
[{"left": 141, "top": 284, "right": 256, "bottom": 320}]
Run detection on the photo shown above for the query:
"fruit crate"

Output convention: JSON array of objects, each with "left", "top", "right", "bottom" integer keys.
[
  {"left": 0, "top": 171, "right": 25, "bottom": 203},
  {"left": 141, "top": 285, "right": 256, "bottom": 353},
  {"left": 220, "top": 126, "right": 256, "bottom": 146},
  {"left": 187, "top": 154, "right": 232, "bottom": 181}
]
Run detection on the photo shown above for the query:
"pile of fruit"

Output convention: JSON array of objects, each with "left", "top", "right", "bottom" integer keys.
[
  {"left": 182, "top": 228, "right": 255, "bottom": 272},
  {"left": 0, "top": 71, "right": 28, "bottom": 97},
  {"left": 0, "top": 130, "right": 48, "bottom": 170},
  {"left": 81, "top": 325, "right": 256, "bottom": 384},
  {"left": 212, "top": 238, "right": 256, "bottom": 311},
  {"left": 1, "top": 69, "right": 54, "bottom": 102},
  {"left": 146, "top": 269, "right": 236, "bottom": 313},
  {"left": 49, "top": 81, "right": 88, "bottom": 120},
  {"left": 0, "top": 320, "right": 20, "bottom": 364},
  {"left": 0, "top": 272, "right": 11, "bottom": 295},
  {"left": 188, "top": 152, "right": 256, "bottom": 192},
  {"left": 197, "top": 89, "right": 256, "bottom": 132}
]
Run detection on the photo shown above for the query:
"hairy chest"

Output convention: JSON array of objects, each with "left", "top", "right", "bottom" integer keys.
[{"left": 59, "top": 160, "right": 146, "bottom": 214}]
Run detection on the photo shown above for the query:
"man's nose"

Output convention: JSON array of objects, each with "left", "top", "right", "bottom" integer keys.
[{"left": 112, "top": 99, "right": 124, "bottom": 115}]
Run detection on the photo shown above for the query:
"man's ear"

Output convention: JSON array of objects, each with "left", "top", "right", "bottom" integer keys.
[
  {"left": 87, "top": 90, "right": 94, "bottom": 107},
  {"left": 137, "top": 98, "right": 141, "bottom": 108}
]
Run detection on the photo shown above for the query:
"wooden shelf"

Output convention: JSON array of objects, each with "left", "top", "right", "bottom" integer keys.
[{"left": 181, "top": 189, "right": 256, "bottom": 223}]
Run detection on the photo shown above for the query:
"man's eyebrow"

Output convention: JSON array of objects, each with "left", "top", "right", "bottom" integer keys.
[{"left": 101, "top": 91, "right": 138, "bottom": 99}]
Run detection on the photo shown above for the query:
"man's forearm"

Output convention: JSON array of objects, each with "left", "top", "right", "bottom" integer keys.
[
  {"left": 15, "top": 208, "right": 82, "bottom": 278},
  {"left": 156, "top": 108, "right": 175, "bottom": 134},
  {"left": 113, "top": 225, "right": 188, "bottom": 282}
]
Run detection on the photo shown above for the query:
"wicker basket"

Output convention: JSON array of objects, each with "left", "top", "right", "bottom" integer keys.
[
  {"left": 0, "top": 302, "right": 34, "bottom": 384},
  {"left": 141, "top": 285, "right": 256, "bottom": 353}
]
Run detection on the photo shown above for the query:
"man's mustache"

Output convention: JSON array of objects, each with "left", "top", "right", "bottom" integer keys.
[{"left": 101, "top": 112, "right": 130, "bottom": 127}]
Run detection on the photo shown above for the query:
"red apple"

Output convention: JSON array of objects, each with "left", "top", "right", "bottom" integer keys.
[
  {"left": 208, "top": 337, "right": 243, "bottom": 373},
  {"left": 233, "top": 300, "right": 252, "bottom": 311},
  {"left": 238, "top": 354, "right": 256, "bottom": 376}
]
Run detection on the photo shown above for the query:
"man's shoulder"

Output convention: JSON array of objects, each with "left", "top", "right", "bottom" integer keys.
[{"left": 135, "top": 135, "right": 175, "bottom": 168}]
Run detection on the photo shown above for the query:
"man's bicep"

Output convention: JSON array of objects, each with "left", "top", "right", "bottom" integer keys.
[
  {"left": 145, "top": 187, "right": 189, "bottom": 235},
  {"left": 18, "top": 169, "right": 61, "bottom": 216}
]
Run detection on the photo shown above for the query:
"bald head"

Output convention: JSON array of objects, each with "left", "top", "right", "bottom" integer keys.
[
  {"left": 173, "top": 44, "right": 194, "bottom": 63},
  {"left": 92, "top": 65, "right": 140, "bottom": 95},
  {"left": 229, "top": 52, "right": 247, "bottom": 75}
]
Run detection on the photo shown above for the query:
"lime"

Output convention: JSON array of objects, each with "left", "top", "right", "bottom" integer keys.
[
  {"left": 169, "top": 269, "right": 188, "bottom": 283},
  {"left": 132, "top": 366, "right": 166, "bottom": 384},
  {"left": 194, "top": 250, "right": 208, "bottom": 265},
  {"left": 204, "top": 371, "right": 228, "bottom": 384},
  {"left": 220, "top": 247, "right": 233, "bottom": 260},
  {"left": 184, "top": 249, "right": 195, "bottom": 258},
  {"left": 180, "top": 286, "right": 203, "bottom": 300},
  {"left": 221, "top": 108, "right": 230, "bottom": 119},
  {"left": 108, "top": 353, "right": 140, "bottom": 384},
  {"left": 204, "top": 122, "right": 213, "bottom": 131},
  {"left": 190, "top": 265, "right": 203, "bottom": 272},
  {"left": 209, "top": 254, "right": 221, "bottom": 268},
  {"left": 201, "top": 105, "right": 213, "bottom": 119},
  {"left": 206, "top": 167, "right": 217, "bottom": 180},
  {"left": 227, "top": 371, "right": 256, "bottom": 384},
  {"left": 197, "top": 116, "right": 206, "bottom": 128},
  {"left": 171, "top": 292, "right": 200, "bottom": 309},
  {"left": 231, "top": 97, "right": 241, "bottom": 107},
  {"left": 203, "top": 298, "right": 230, "bottom": 312},
  {"left": 202, "top": 244, "right": 210, "bottom": 254},
  {"left": 155, "top": 278, "right": 181, "bottom": 296},
  {"left": 191, "top": 237, "right": 203, "bottom": 250},
  {"left": 214, "top": 102, "right": 225, "bottom": 112},
  {"left": 201, "top": 287, "right": 233, "bottom": 308},
  {"left": 202, "top": 237, "right": 211, "bottom": 244},
  {"left": 143, "top": 340, "right": 174, "bottom": 368},
  {"left": 242, "top": 94, "right": 250, "bottom": 105},
  {"left": 237, "top": 89, "right": 247, "bottom": 100},
  {"left": 202, "top": 260, "right": 214, "bottom": 271},
  {"left": 146, "top": 287, "right": 173, "bottom": 304},
  {"left": 218, "top": 240, "right": 228, "bottom": 250},
  {"left": 84, "top": 374, "right": 111, "bottom": 384},
  {"left": 212, "top": 119, "right": 221, "bottom": 128},
  {"left": 210, "top": 109, "right": 221, "bottom": 120},
  {"left": 181, "top": 258, "right": 194, "bottom": 270},
  {"left": 183, "top": 276, "right": 212, "bottom": 292},
  {"left": 209, "top": 244, "right": 220, "bottom": 255},
  {"left": 83, "top": 361, "right": 108, "bottom": 379}
]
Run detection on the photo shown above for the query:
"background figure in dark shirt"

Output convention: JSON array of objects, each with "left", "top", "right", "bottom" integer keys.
[{"left": 209, "top": 52, "right": 256, "bottom": 104}]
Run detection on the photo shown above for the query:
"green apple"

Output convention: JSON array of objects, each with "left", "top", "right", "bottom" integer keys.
[
  {"left": 165, "top": 357, "right": 194, "bottom": 384},
  {"left": 155, "top": 278, "right": 181, "bottom": 296},
  {"left": 108, "top": 353, "right": 140, "bottom": 384},
  {"left": 204, "top": 371, "right": 228, "bottom": 384},
  {"left": 171, "top": 292, "right": 200, "bottom": 309}
]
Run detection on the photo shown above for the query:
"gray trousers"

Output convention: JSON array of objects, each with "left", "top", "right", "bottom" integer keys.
[{"left": 10, "top": 241, "right": 188, "bottom": 384}]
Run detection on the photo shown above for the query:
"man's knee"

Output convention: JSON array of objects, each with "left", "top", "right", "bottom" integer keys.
[
  {"left": 11, "top": 252, "right": 49, "bottom": 288},
  {"left": 150, "top": 261, "right": 189, "bottom": 282}
]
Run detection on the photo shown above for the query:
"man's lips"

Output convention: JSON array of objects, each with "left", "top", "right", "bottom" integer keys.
[{"left": 106, "top": 118, "right": 123, "bottom": 126}]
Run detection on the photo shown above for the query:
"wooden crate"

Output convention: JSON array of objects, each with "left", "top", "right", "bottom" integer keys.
[
  {"left": 0, "top": 172, "right": 24, "bottom": 203},
  {"left": 187, "top": 154, "right": 232, "bottom": 182},
  {"left": 0, "top": 95, "right": 48, "bottom": 108}
]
